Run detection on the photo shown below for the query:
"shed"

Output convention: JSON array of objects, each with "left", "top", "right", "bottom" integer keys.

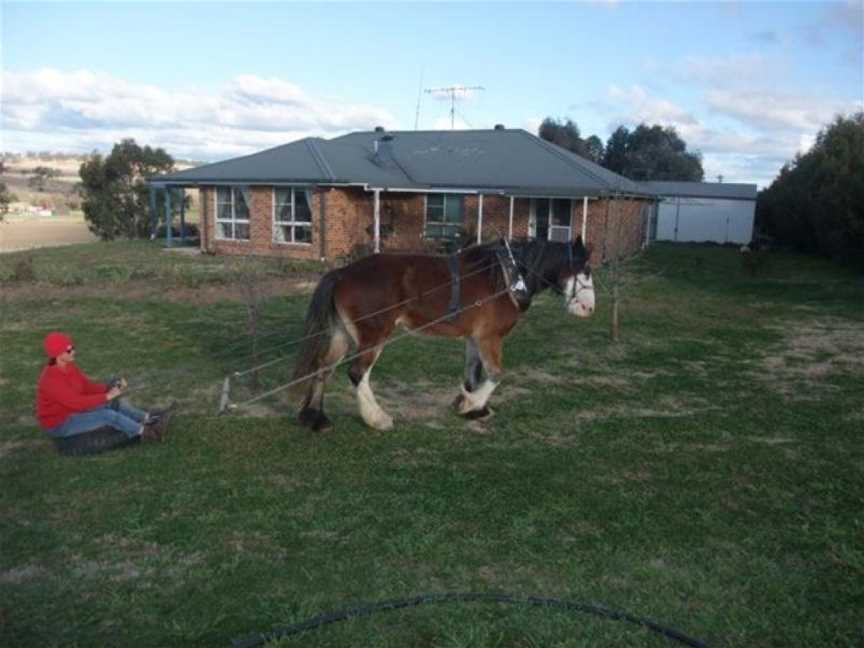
[{"left": 643, "top": 181, "right": 757, "bottom": 245}]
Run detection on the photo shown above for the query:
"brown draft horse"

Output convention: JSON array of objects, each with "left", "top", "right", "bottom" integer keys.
[{"left": 291, "top": 237, "right": 595, "bottom": 431}]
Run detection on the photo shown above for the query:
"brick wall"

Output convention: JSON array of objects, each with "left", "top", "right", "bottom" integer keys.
[
  {"left": 199, "top": 185, "right": 648, "bottom": 263},
  {"left": 581, "top": 198, "right": 647, "bottom": 264},
  {"left": 200, "top": 186, "right": 322, "bottom": 260}
]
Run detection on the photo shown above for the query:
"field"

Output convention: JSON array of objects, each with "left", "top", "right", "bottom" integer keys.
[
  {"left": 0, "top": 214, "right": 99, "bottom": 254},
  {"left": 0, "top": 154, "right": 200, "bottom": 220},
  {"left": 1, "top": 242, "right": 862, "bottom": 647}
]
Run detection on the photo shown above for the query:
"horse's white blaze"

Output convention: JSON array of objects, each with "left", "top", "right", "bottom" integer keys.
[
  {"left": 357, "top": 371, "right": 393, "bottom": 431},
  {"left": 458, "top": 379, "right": 499, "bottom": 414},
  {"left": 566, "top": 272, "right": 595, "bottom": 318}
]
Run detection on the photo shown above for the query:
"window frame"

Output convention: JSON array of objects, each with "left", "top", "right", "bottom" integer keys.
[
  {"left": 530, "top": 198, "right": 572, "bottom": 242},
  {"left": 424, "top": 193, "right": 465, "bottom": 241},
  {"left": 214, "top": 186, "right": 251, "bottom": 242},
  {"left": 272, "top": 187, "right": 313, "bottom": 246}
]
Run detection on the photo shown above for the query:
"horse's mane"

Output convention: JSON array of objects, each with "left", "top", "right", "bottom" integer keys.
[{"left": 461, "top": 238, "right": 583, "bottom": 298}]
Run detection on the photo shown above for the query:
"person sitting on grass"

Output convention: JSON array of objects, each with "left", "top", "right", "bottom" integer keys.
[{"left": 36, "top": 332, "right": 174, "bottom": 446}]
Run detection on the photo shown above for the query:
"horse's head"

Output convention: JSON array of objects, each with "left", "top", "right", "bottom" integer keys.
[{"left": 559, "top": 237, "right": 595, "bottom": 318}]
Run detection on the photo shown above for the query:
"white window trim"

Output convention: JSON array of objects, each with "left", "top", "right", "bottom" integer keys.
[
  {"left": 530, "top": 198, "right": 573, "bottom": 241},
  {"left": 272, "top": 188, "right": 313, "bottom": 246},
  {"left": 214, "top": 187, "right": 251, "bottom": 242},
  {"left": 423, "top": 193, "right": 464, "bottom": 240}
]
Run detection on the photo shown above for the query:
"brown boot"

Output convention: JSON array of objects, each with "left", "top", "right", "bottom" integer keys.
[
  {"left": 142, "top": 422, "right": 162, "bottom": 443},
  {"left": 142, "top": 415, "right": 169, "bottom": 443}
]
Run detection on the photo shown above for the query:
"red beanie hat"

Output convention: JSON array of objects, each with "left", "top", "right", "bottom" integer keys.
[{"left": 44, "top": 332, "right": 74, "bottom": 358}]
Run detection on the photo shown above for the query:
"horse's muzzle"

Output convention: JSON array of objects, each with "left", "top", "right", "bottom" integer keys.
[{"left": 568, "top": 300, "right": 595, "bottom": 318}]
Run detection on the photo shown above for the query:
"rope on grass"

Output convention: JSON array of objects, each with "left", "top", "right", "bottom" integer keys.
[{"left": 230, "top": 592, "right": 712, "bottom": 648}]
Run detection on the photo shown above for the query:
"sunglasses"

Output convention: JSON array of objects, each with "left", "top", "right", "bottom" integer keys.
[{"left": 66, "top": 346, "right": 76, "bottom": 353}]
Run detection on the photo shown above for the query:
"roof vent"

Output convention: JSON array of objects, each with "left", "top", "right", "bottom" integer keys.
[
  {"left": 494, "top": 124, "right": 506, "bottom": 130},
  {"left": 374, "top": 126, "right": 386, "bottom": 132}
]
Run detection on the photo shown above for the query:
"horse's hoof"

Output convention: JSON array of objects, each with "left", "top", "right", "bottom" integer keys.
[
  {"left": 453, "top": 392, "right": 477, "bottom": 415},
  {"left": 300, "top": 408, "right": 332, "bottom": 432},
  {"left": 463, "top": 406, "right": 493, "bottom": 421},
  {"left": 452, "top": 394, "right": 465, "bottom": 412},
  {"left": 298, "top": 407, "right": 319, "bottom": 428},
  {"left": 312, "top": 416, "right": 334, "bottom": 433},
  {"left": 369, "top": 414, "right": 394, "bottom": 431}
]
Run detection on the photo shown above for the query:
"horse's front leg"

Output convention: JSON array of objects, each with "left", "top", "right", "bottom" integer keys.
[{"left": 454, "top": 335, "right": 503, "bottom": 419}]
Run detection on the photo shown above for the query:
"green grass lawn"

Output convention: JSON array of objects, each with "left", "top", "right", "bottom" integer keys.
[{"left": 1, "top": 242, "right": 862, "bottom": 647}]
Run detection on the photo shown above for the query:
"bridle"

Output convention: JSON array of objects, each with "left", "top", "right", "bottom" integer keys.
[
  {"left": 497, "top": 238, "right": 591, "bottom": 303},
  {"left": 568, "top": 274, "right": 593, "bottom": 302}
]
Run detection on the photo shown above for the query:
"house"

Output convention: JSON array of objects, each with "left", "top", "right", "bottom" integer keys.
[
  {"left": 643, "top": 181, "right": 758, "bottom": 245},
  {"left": 150, "top": 127, "right": 656, "bottom": 263}
]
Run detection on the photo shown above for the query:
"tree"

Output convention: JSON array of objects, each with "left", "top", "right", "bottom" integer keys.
[
  {"left": 601, "top": 124, "right": 704, "bottom": 181},
  {"left": 28, "top": 166, "right": 61, "bottom": 191},
  {"left": 758, "top": 112, "right": 864, "bottom": 265},
  {"left": 78, "top": 139, "right": 175, "bottom": 240},
  {"left": 538, "top": 117, "right": 602, "bottom": 160},
  {"left": 0, "top": 182, "right": 17, "bottom": 222},
  {"left": 603, "top": 126, "right": 630, "bottom": 176},
  {"left": 583, "top": 135, "right": 605, "bottom": 164}
]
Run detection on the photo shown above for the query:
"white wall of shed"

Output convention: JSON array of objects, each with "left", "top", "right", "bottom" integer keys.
[{"left": 655, "top": 197, "right": 755, "bottom": 245}]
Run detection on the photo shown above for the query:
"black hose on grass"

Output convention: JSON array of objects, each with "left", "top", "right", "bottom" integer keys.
[{"left": 230, "top": 592, "right": 712, "bottom": 648}]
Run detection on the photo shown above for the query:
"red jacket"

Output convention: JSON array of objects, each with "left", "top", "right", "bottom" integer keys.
[{"left": 36, "top": 363, "right": 108, "bottom": 429}]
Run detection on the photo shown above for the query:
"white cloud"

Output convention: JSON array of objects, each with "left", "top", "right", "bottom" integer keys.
[
  {"left": 523, "top": 116, "right": 543, "bottom": 135},
  {"left": 593, "top": 83, "right": 847, "bottom": 187},
  {"left": 680, "top": 54, "right": 780, "bottom": 87},
  {"left": 705, "top": 89, "right": 861, "bottom": 132},
  {"left": 605, "top": 84, "right": 699, "bottom": 128},
  {"left": 0, "top": 68, "right": 399, "bottom": 159}
]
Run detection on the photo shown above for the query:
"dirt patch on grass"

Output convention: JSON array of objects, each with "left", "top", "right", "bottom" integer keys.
[
  {"left": 0, "top": 440, "right": 41, "bottom": 459},
  {"left": 0, "top": 564, "right": 48, "bottom": 584},
  {"left": 746, "top": 436, "right": 797, "bottom": 445},
  {"left": 572, "top": 395, "right": 717, "bottom": 422},
  {"left": 755, "top": 316, "right": 864, "bottom": 399},
  {"left": 381, "top": 380, "right": 456, "bottom": 424},
  {"left": 0, "top": 276, "right": 318, "bottom": 305}
]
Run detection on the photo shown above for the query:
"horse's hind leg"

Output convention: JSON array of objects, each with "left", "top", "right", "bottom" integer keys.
[
  {"left": 298, "top": 327, "right": 350, "bottom": 432},
  {"left": 454, "top": 336, "right": 502, "bottom": 419},
  {"left": 348, "top": 347, "right": 394, "bottom": 431}
]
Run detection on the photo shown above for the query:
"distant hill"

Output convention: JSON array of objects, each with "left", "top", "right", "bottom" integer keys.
[{"left": 0, "top": 153, "right": 201, "bottom": 217}]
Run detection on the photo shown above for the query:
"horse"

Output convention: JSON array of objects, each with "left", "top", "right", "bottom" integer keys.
[{"left": 291, "top": 237, "right": 595, "bottom": 431}]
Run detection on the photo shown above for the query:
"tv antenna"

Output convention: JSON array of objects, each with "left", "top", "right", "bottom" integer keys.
[
  {"left": 414, "top": 67, "right": 425, "bottom": 130},
  {"left": 424, "top": 85, "right": 485, "bottom": 129}
]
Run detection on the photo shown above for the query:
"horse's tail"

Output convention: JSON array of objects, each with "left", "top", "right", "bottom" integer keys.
[{"left": 290, "top": 270, "right": 343, "bottom": 395}]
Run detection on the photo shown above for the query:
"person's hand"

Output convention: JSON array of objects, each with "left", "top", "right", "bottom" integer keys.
[{"left": 106, "top": 386, "right": 123, "bottom": 401}]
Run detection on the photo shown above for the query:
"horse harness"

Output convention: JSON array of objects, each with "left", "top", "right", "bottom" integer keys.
[{"left": 446, "top": 242, "right": 532, "bottom": 321}]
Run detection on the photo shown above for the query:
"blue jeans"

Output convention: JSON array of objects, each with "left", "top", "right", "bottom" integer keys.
[{"left": 47, "top": 399, "right": 148, "bottom": 440}]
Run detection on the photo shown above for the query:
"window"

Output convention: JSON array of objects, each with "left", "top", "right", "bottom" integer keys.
[
  {"left": 215, "top": 187, "right": 250, "bottom": 240},
  {"left": 274, "top": 188, "right": 312, "bottom": 244},
  {"left": 425, "top": 194, "right": 464, "bottom": 241},
  {"left": 531, "top": 198, "right": 572, "bottom": 241}
]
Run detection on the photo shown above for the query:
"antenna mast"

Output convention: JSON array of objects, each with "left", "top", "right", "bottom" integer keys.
[
  {"left": 424, "top": 85, "right": 485, "bottom": 129},
  {"left": 414, "top": 67, "right": 425, "bottom": 130}
]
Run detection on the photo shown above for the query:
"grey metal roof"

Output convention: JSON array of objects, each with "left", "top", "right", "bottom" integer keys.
[
  {"left": 643, "top": 181, "right": 757, "bottom": 201},
  {"left": 153, "top": 129, "right": 653, "bottom": 198}
]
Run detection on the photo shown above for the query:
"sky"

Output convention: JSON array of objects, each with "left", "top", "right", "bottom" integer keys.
[{"left": 1, "top": 1, "right": 862, "bottom": 189}]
